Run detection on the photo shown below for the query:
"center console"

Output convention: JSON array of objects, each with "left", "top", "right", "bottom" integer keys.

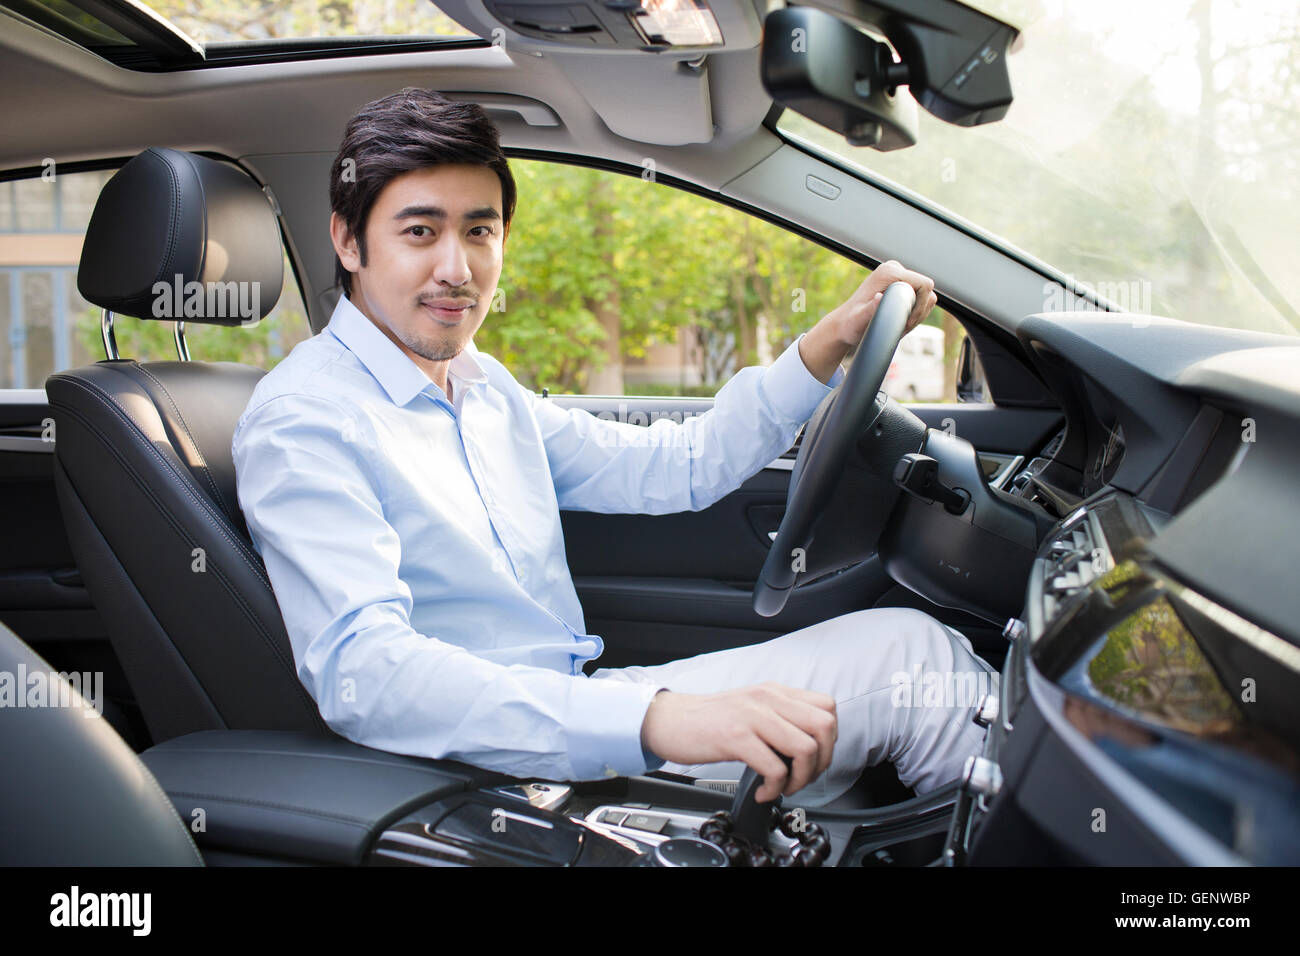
[{"left": 140, "top": 729, "right": 960, "bottom": 866}]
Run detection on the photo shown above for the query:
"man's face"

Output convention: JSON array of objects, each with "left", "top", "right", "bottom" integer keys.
[{"left": 332, "top": 163, "right": 507, "bottom": 368}]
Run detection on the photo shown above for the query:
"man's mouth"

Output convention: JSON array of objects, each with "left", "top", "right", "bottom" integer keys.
[{"left": 421, "top": 300, "right": 475, "bottom": 325}]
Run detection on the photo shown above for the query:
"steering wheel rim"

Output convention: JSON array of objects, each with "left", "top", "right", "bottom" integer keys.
[{"left": 752, "top": 281, "right": 917, "bottom": 617}]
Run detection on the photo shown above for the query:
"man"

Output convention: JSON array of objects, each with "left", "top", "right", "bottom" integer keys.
[{"left": 233, "top": 88, "right": 997, "bottom": 807}]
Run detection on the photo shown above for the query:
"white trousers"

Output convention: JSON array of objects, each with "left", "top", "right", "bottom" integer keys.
[{"left": 590, "top": 607, "right": 999, "bottom": 807}]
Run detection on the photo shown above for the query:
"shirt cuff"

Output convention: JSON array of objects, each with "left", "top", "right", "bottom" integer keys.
[
  {"left": 640, "top": 687, "right": 669, "bottom": 772},
  {"left": 641, "top": 742, "right": 666, "bottom": 772},
  {"left": 759, "top": 333, "right": 844, "bottom": 424},
  {"left": 567, "top": 677, "right": 666, "bottom": 780}
]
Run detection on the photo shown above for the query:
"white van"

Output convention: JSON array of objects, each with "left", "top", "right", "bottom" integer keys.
[{"left": 884, "top": 325, "right": 946, "bottom": 402}]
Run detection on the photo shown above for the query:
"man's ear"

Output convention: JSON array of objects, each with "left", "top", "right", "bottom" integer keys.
[{"left": 330, "top": 211, "right": 362, "bottom": 274}]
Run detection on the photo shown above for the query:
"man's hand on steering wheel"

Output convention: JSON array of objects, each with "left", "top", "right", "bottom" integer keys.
[
  {"left": 753, "top": 266, "right": 933, "bottom": 618},
  {"left": 797, "top": 260, "right": 938, "bottom": 384}
]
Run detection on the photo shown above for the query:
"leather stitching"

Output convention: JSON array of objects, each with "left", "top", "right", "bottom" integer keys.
[
  {"left": 136, "top": 769, "right": 207, "bottom": 866},
  {"left": 163, "top": 790, "right": 375, "bottom": 828},
  {"left": 132, "top": 363, "right": 233, "bottom": 522},
  {"left": 149, "top": 744, "right": 470, "bottom": 778},
  {"left": 148, "top": 150, "right": 186, "bottom": 292}
]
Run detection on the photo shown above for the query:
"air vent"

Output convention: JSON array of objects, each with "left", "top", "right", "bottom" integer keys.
[{"left": 1041, "top": 514, "right": 1110, "bottom": 621}]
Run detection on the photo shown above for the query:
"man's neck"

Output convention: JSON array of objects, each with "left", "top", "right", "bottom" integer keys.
[{"left": 347, "top": 291, "right": 453, "bottom": 397}]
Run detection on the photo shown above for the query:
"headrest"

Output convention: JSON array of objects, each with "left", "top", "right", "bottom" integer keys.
[{"left": 78, "top": 148, "right": 283, "bottom": 327}]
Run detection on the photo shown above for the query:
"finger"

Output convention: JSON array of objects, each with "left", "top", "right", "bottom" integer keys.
[
  {"left": 738, "top": 736, "right": 791, "bottom": 804},
  {"left": 861, "top": 290, "right": 883, "bottom": 320},
  {"left": 761, "top": 682, "right": 837, "bottom": 714},
  {"left": 900, "top": 272, "right": 932, "bottom": 305},
  {"left": 907, "top": 293, "right": 932, "bottom": 332},
  {"left": 758, "top": 689, "right": 836, "bottom": 782},
  {"left": 765, "top": 695, "right": 833, "bottom": 779},
  {"left": 748, "top": 690, "right": 823, "bottom": 792},
  {"left": 758, "top": 684, "right": 839, "bottom": 773},
  {"left": 856, "top": 290, "right": 883, "bottom": 317},
  {"left": 777, "top": 697, "right": 837, "bottom": 780},
  {"left": 919, "top": 291, "right": 938, "bottom": 330},
  {"left": 754, "top": 713, "right": 821, "bottom": 796}
]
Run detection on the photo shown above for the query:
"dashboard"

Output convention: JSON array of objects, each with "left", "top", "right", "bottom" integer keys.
[
  {"left": 951, "top": 489, "right": 1300, "bottom": 865},
  {"left": 942, "top": 312, "right": 1300, "bottom": 865}
]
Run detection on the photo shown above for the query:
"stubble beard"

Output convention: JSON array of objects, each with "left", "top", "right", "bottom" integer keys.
[
  {"left": 403, "top": 330, "right": 467, "bottom": 363},
  {"left": 402, "top": 304, "right": 478, "bottom": 362}
]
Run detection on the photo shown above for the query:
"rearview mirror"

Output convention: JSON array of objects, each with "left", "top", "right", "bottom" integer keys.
[
  {"left": 760, "top": 6, "right": 918, "bottom": 151},
  {"left": 761, "top": 0, "right": 1019, "bottom": 151}
]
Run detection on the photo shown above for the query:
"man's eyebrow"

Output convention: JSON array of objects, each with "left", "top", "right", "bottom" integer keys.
[{"left": 392, "top": 204, "right": 501, "bottom": 222}]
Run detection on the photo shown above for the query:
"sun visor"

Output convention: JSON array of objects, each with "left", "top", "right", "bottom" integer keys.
[
  {"left": 450, "top": 0, "right": 761, "bottom": 53},
  {"left": 553, "top": 51, "right": 715, "bottom": 145}
]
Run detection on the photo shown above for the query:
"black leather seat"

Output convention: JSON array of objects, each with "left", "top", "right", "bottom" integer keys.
[
  {"left": 45, "top": 147, "right": 331, "bottom": 746},
  {"left": 0, "top": 620, "right": 203, "bottom": 865}
]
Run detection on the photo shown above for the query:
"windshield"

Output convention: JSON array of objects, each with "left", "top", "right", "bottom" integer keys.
[{"left": 777, "top": 0, "right": 1300, "bottom": 336}]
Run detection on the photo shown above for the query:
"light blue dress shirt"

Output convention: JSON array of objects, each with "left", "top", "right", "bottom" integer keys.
[{"left": 232, "top": 294, "right": 843, "bottom": 782}]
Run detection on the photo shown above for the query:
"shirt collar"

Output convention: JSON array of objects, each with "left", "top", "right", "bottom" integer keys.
[{"left": 326, "top": 294, "right": 488, "bottom": 407}]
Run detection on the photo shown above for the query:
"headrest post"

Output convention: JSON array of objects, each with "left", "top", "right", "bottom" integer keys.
[
  {"left": 174, "top": 321, "right": 191, "bottom": 362},
  {"left": 100, "top": 309, "right": 120, "bottom": 361}
]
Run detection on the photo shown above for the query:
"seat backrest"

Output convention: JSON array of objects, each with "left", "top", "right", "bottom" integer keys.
[
  {"left": 0, "top": 620, "right": 203, "bottom": 865},
  {"left": 45, "top": 147, "right": 331, "bottom": 745}
]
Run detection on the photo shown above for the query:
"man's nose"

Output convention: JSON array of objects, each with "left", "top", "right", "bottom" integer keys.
[{"left": 431, "top": 234, "right": 472, "bottom": 287}]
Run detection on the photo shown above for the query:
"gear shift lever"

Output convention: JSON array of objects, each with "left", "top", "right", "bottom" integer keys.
[
  {"left": 729, "top": 754, "right": 792, "bottom": 842},
  {"left": 700, "top": 755, "right": 831, "bottom": 866}
]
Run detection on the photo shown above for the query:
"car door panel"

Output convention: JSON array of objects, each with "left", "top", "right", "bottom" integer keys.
[
  {"left": 560, "top": 395, "right": 1059, "bottom": 670},
  {"left": 0, "top": 391, "right": 146, "bottom": 744},
  {"left": 0, "top": 392, "right": 95, "bottom": 623}
]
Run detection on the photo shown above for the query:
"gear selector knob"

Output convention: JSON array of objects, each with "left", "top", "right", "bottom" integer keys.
[{"left": 729, "top": 754, "right": 792, "bottom": 841}]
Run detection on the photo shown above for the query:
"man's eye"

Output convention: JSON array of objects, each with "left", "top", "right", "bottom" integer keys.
[
  {"left": 407, "top": 225, "right": 432, "bottom": 237},
  {"left": 470, "top": 226, "right": 494, "bottom": 237}
]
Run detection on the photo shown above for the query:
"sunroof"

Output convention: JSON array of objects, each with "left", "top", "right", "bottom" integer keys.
[
  {"left": 143, "top": 0, "right": 472, "bottom": 44},
  {"left": 8, "top": 0, "right": 138, "bottom": 47},
  {"left": 4, "top": 0, "right": 480, "bottom": 70}
]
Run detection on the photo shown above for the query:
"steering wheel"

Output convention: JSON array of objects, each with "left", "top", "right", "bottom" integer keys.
[{"left": 752, "top": 281, "right": 917, "bottom": 617}]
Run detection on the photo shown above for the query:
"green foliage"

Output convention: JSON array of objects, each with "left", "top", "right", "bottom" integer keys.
[
  {"left": 145, "top": 0, "right": 467, "bottom": 43},
  {"left": 626, "top": 383, "right": 720, "bottom": 398},
  {"left": 74, "top": 303, "right": 311, "bottom": 368},
  {"left": 1088, "top": 596, "right": 1240, "bottom": 730},
  {"left": 478, "top": 160, "right": 874, "bottom": 392}
]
